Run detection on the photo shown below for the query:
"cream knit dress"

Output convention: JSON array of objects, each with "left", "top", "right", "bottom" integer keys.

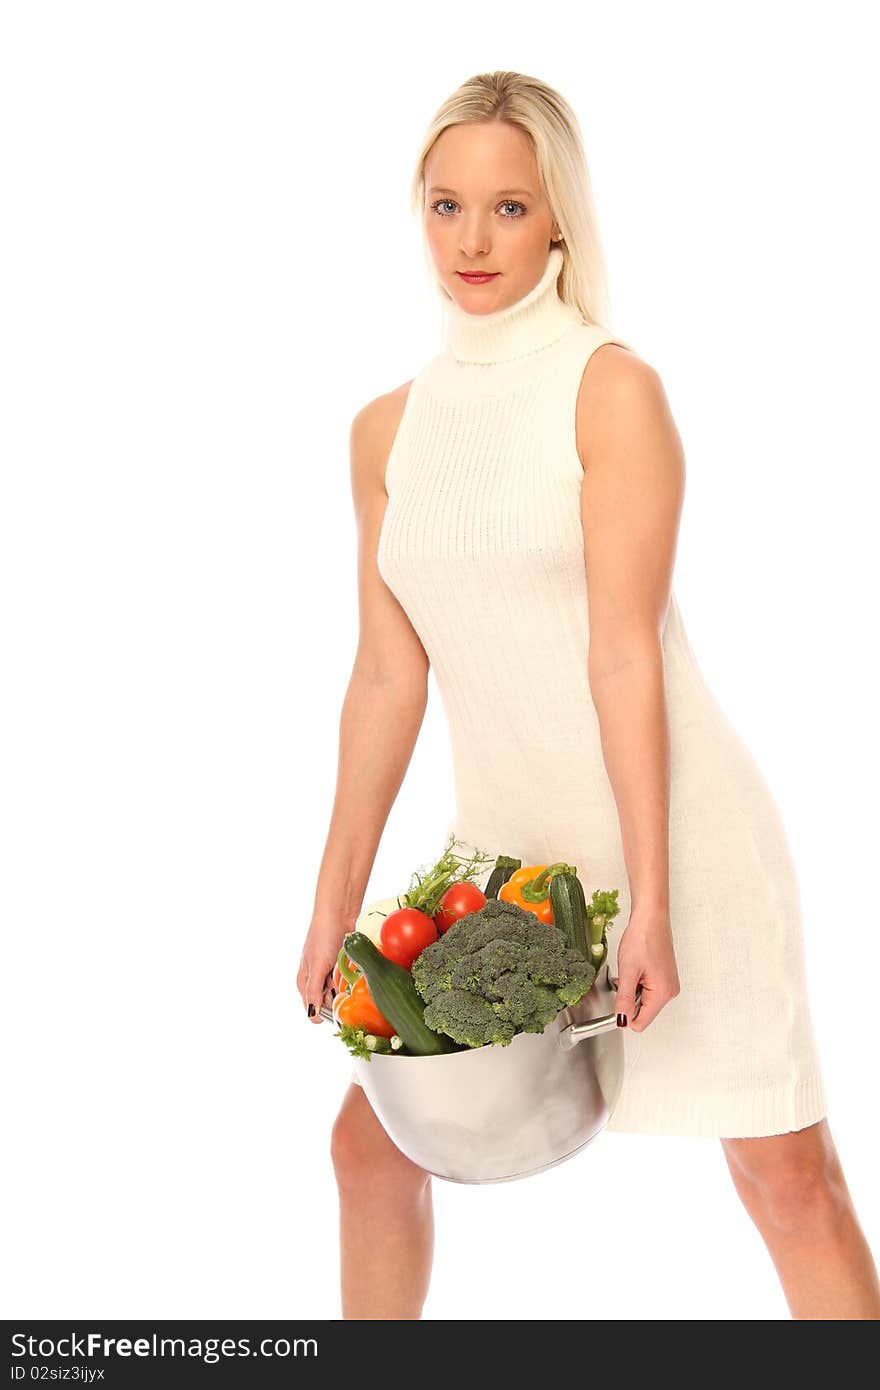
[{"left": 353, "top": 245, "right": 828, "bottom": 1139}]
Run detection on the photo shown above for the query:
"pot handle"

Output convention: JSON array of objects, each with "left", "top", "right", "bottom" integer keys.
[{"left": 558, "top": 973, "right": 643, "bottom": 1050}]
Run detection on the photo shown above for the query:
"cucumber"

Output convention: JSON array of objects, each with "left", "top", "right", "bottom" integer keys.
[
  {"left": 548, "top": 867, "right": 590, "bottom": 958},
  {"left": 551, "top": 876, "right": 620, "bottom": 967},
  {"left": 342, "top": 932, "right": 458, "bottom": 1056},
  {"left": 484, "top": 854, "right": 521, "bottom": 900}
]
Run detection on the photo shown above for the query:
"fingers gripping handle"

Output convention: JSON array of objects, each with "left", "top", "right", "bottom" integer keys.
[{"left": 558, "top": 975, "right": 643, "bottom": 1050}]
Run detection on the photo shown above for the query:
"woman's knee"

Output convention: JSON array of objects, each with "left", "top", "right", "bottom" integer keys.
[
  {"left": 722, "top": 1119, "right": 849, "bottom": 1239},
  {"left": 331, "top": 1084, "right": 430, "bottom": 1197}
]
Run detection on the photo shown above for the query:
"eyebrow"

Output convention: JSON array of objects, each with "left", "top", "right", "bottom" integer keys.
[{"left": 427, "top": 186, "right": 534, "bottom": 198}]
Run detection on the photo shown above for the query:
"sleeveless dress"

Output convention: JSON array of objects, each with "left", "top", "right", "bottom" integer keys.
[{"left": 351, "top": 245, "right": 828, "bottom": 1139}]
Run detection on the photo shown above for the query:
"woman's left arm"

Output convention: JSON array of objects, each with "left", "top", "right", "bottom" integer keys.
[{"left": 577, "top": 345, "right": 686, "bottom": 1032}]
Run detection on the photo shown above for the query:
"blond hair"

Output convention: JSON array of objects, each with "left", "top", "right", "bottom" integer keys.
[{"left": 411, "top": 70, "right": 614, "bottom": 329}]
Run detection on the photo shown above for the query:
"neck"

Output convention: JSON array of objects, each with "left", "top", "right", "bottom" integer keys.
[{"left": 441, "top": 245, "right": 580, "bottom": 365}]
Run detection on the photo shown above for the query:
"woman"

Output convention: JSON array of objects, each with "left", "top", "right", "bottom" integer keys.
[{"left": 297, "top": 70, "right": 879, "bottom": 1319}]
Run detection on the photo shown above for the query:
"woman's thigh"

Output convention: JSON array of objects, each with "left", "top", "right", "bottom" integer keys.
[{"left": 331, "top": 1082, "right": 431, "bottom": 1189}]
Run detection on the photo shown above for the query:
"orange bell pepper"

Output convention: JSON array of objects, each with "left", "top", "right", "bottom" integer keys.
[
  {"left": 333, "top": 975, "right": 395, "bottom": 1038},
  {"left": 332, "top": 947, "right": 361, "bottom": 995},
  {"left": 498, "top": 862, "right": 574, "bottom": 925}
]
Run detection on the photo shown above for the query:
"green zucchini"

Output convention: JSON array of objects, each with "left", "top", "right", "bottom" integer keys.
[
  {"left": 484, "top": 854, "right": 521, "bottom": 900},
  {"left": 342, "top": 932, "right": 458, "bottom": 1056},
  {"left": 548, "top": 867, "right": 590, "bottom": 958}
]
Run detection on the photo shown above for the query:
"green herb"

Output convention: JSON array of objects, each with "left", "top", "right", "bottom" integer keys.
[
  {"left": 335, "top": 1023, "right": 400, "bottom": 1060},
  {"left": 402, "top": 832, "right": 495, "bottom": 917},
  {"left": 585, "top": 888, "right": 621, "bottom": 967}
]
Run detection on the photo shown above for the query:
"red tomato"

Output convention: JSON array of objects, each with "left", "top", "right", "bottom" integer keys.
[
  {"left": 379, "top": 908, "right": 438, "bottom": 969},
  {"left": 434, "top": 881, "right": 487, "bottom": 934}
]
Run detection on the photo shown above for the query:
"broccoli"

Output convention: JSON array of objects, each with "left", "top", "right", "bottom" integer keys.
[
  {"left": 422, "top": 989, "right": 517, "bottom": 1048},
  {"left": 411, "top": 898, "right": 596, "bottom": 1048}
]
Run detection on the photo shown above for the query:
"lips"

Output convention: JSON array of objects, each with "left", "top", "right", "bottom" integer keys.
[{"left": 457, "top": 271, "right": 499, "bottom": 283}]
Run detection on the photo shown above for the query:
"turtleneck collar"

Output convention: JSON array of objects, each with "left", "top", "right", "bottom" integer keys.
[{"left": 442, "top": 245, "right": 581, "bottom": 365}]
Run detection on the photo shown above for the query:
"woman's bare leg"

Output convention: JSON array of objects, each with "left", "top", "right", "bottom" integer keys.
[
  {"left": 722, "top": 1117, "right": 880, "bottom": 1319},
  {"left": 331, "top": 1082, "right": 434, "bottom": 1319}
]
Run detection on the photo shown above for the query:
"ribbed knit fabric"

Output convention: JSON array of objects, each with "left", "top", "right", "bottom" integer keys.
[{"left": 355, "top": 245, "right": 828, "bottom": 1139}]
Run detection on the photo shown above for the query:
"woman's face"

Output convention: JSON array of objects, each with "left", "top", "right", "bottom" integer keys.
[{"left": 423, "top": 120, "right": 558, "bottom": 314}]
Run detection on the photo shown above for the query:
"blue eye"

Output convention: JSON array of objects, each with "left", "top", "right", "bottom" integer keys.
[{"left": 428, "top": 199, "right": 528, "bottom": 218}]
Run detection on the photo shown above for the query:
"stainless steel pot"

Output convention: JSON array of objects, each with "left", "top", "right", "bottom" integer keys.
[{"left": 324, "top": 965, "right": 641, "bottom": 1184}]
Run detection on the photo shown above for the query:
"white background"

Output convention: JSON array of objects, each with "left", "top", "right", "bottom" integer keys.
[{"left": 2, "top": 1, "right": 877, "bottom": 1320}]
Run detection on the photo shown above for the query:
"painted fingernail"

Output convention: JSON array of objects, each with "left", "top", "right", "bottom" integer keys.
[
  {"left": 617, "top": 1013, "right": 627, "bottom": 1027},
  {"left": 308, "top": 1004, "right": 316, "bottom": 1017}
]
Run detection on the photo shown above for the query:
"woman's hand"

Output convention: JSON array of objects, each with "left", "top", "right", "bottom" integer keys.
[
  {"left": 297, "top": 916, "right": 349, "bottom": 1024},
  {"left": 614, "top": 906, "right": 680, "bottom": 1032}
]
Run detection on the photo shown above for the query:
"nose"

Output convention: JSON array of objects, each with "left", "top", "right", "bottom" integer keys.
[{"left": 459, "top": 220, "right": 491, "bottom": 259}]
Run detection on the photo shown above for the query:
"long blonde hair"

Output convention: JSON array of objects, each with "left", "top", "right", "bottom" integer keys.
[{"left": 411, "top": 70, "right": 614, "bottom": 330}]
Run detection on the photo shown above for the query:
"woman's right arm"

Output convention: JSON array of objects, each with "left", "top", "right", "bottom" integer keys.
[{"left": 297, "top": 381, "right": 429, "bottom": 1023}]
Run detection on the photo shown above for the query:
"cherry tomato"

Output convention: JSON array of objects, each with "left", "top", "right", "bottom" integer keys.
[
  {"left": 379, "top": 908, "right": 438, "bottom": 970},
  {"left": 333, "top": 975, "right": 395, "bottom": 1037},
  {"left": 434, "top": 881, "right": 487, "bottom": 933}
]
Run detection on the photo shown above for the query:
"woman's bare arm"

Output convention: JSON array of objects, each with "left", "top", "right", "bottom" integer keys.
[
  {"left": 577, "top": 345, "right": 685, "bottom": 1030},
  {"left": 298, "top": 382, "right": 431, "bottom": 1021}
]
